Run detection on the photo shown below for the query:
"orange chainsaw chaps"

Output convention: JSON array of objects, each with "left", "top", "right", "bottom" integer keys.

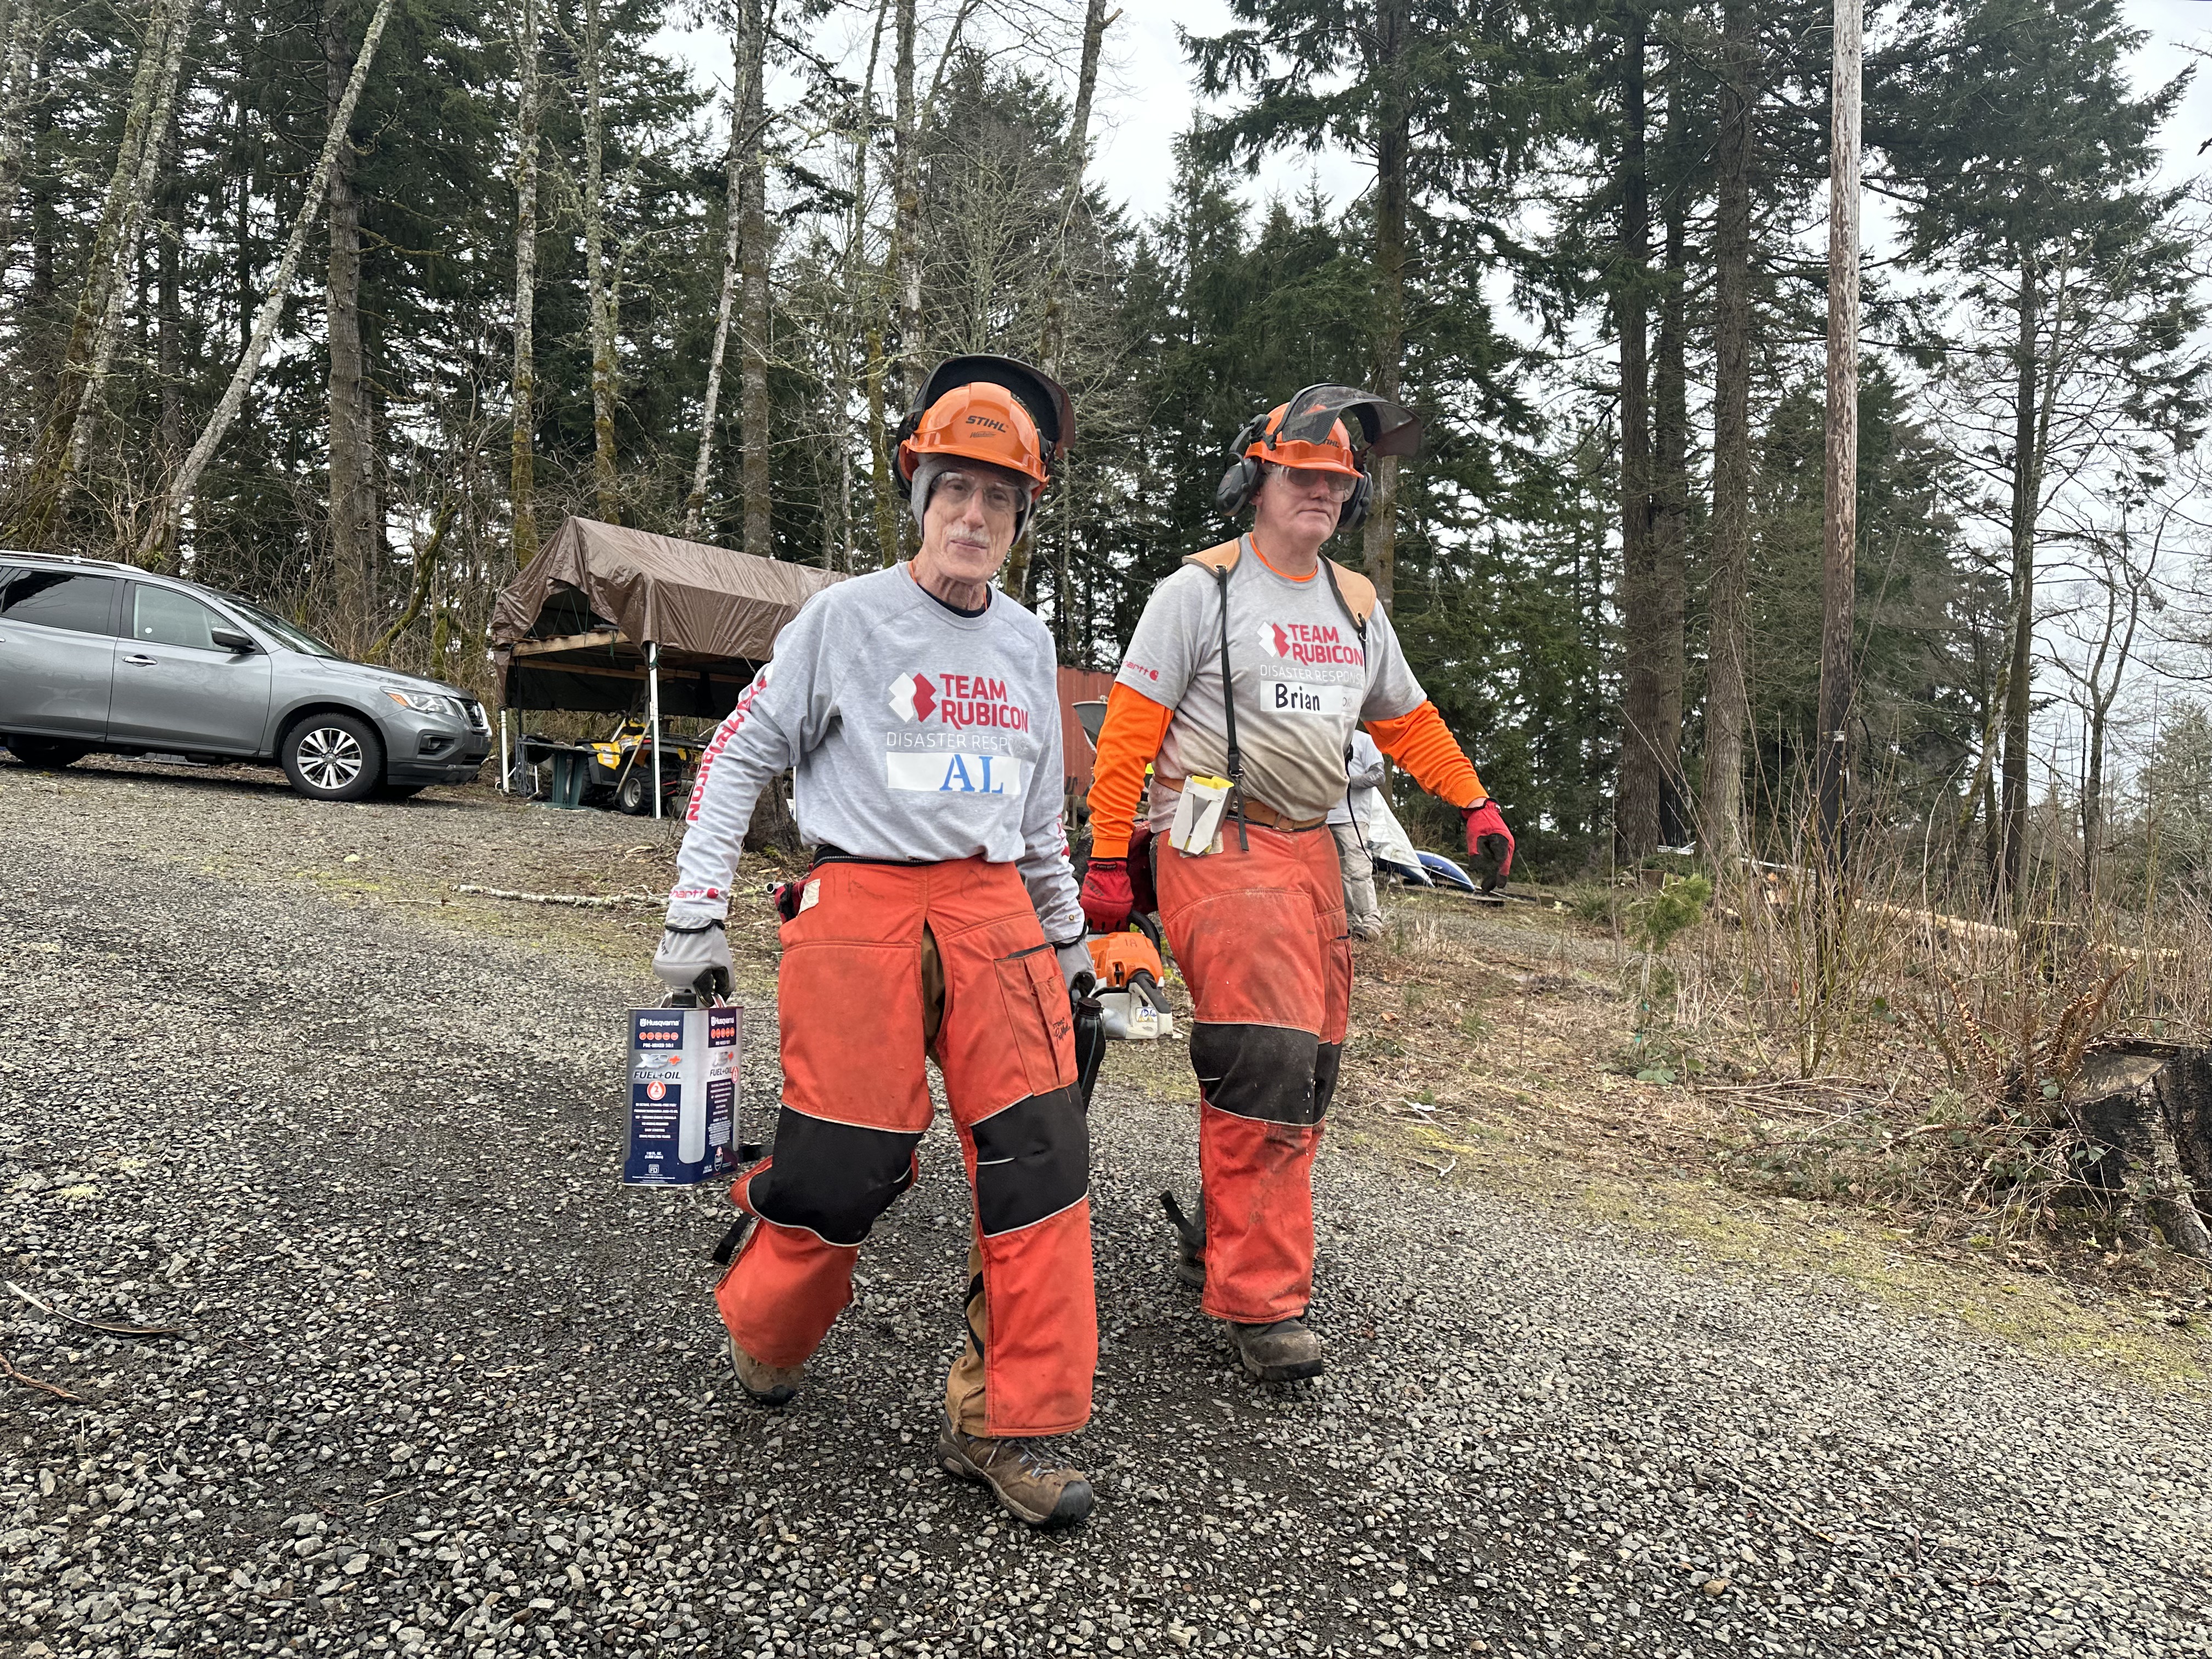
[
  {"left": 709, "top": 857, "right": 1096, "bottom": 1437},
  {"left": 1156, "top": 825, "right": 1351, "bottom": 1325}
]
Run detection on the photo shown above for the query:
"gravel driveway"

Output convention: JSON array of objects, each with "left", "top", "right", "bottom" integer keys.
[{"left": 3, "top": 759, "right": 2210, "bottom": 1659}]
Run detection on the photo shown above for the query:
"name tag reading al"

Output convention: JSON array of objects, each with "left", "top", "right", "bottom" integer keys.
[{"left": 885, "top": 751, "right": 1026, "bottom": 795}]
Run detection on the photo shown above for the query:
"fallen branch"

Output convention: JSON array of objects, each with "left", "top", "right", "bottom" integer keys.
[
  {"left": 7, "top": 1280, "right": 182, "bottom": 1337},
  {"left": 0, "top": 1347, "right": 84, "bottom": 1402},
  {"left": 454, "top": 885, "right": 659, "bottom": 909}
]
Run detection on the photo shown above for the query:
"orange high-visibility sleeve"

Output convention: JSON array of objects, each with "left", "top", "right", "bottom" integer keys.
[
  {"left": 1366, "top": 701, "right": 1485, "bottom": 810},
  {"left": 1085, "top": 681, "right": 1175, "bottom": 859}
]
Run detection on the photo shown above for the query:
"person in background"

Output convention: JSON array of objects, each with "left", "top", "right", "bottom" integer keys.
[{"left": 1328, "top": 729, "right": 1387, "bottom": 940}]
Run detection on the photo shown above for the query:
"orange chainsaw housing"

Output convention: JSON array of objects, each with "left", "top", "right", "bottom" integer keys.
[{"left": 1086, "top": 929, "right": 1167, "bottom": 991}]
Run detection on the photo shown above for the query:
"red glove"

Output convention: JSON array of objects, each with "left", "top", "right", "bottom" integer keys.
[
  {"left": 1463, "top": 799, "right": 1514, "bottom": 892},
  {"left": 1080, "top": 858, "right": 1133, "bottom": 934}
]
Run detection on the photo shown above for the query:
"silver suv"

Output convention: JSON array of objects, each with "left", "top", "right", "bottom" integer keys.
[{"left": 0, "top": 551, "right": 489, "bottom": 801}]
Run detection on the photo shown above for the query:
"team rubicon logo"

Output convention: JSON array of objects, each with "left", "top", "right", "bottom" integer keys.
[
  {"left": 1255, "top": 622, "right": 1364, "bottom": 668},
  {"left": 888, "top": 673, "right": 1030, "bottom": 731},
  {"left": 889, "top": 672, "right": 939, "bottom": 723}
]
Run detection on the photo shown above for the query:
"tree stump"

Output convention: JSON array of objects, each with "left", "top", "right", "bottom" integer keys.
[
  {"left": 741, "top": 772, "right": 800, "bottom": 855},
  {"left": 2064, "top": 1041, "right": 2212, "bottom": 1261}
]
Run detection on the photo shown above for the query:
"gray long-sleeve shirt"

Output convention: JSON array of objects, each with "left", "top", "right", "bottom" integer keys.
[{"left": 666, "top": 563, "right": 1084, "bottom": 943}]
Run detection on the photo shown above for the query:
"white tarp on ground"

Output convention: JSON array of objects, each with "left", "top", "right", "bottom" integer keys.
[{"left": 1363, "top": 791, "right": 1430, "bottom": 884}]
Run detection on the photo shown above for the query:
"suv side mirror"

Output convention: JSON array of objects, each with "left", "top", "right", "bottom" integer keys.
[{"left": 210, "top": 628, "right": 257, "bottom": 654}]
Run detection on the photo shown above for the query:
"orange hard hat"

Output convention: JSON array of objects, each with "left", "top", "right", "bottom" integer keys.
[
  {"left": 1245, "top": 399, "right": 1363, "bottom": 478},
  {"left": 899, "top": 381, "right": 1049, "bottom": 490},
  {"left": 895, "top": 354, "right": 1074, "bottom": 495}
]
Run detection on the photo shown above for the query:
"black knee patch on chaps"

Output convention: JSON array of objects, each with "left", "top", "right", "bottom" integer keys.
[
  {"left": 748, "top": 1107, "right": 920, "bottom": 1246},
  {"left": 1313, "top": 1041, "right": 1344, "bottom": 1117},
  {"left": 971, "top": 1087, "right": 1089, "bottom": 1237},
  {"left": 1192, "top": 1022, "right": 1327, "bottom": 1125}
]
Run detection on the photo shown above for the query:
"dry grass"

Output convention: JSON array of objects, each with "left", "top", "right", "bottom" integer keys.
[{"left": 1283, "top": 878, "right": 2212, "bottom": 1344}]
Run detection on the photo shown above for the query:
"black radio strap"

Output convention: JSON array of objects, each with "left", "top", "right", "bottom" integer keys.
[{"left": 1210, "top": 556, "right": 1250, "bottom": 853}]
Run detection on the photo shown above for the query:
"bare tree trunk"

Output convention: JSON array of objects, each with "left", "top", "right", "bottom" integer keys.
[
  {"left": 582, "top": 0, "right": 618, "bottom": 521},
  {"left": 1358, "top": 0, "right": 1408, "bottom": 616},
  {"left": 1005, "top": 0, "right": 1109, "bottom": 600},
  {"left": 1613, "top": 3, "right": 1658, "bottom": 860},
  {"left": 891, "top": 0, "right": 918, "bottom": 412},
  {"left": 366, "top": 495, "right": 457, "bottom": 661},
  {"left": 1815, "top": 0, "right": 1861, "bottom": 879},
  {"left": 325, "top": 0, "right": 374, "bottom": 646},
  {"left": 67, "top": 0, "right": 191, "bottom": 489},
  {"left": 1999, "top": 252, "right": 2039, "bottom": 900},
  {"left": 157, "top": 107, "right": 179, "bottom": 459},
  {"left": 1647, "top": 77, "right": 1689, "bottom": 849},
  {"left": 829, "top": 0, "right": 887, "bottom": 570},
  {"left": 508, "top": 0, "right": 540, "bottom": 563},
  {"left": 684, "top": 36, "right": 743, "bottom": 543},
  {"left": 867, "top": 327, "right": 898, "bottom": 566},
  {"left": 0, "top": 0, "right": 44, "bottom": 292},
  {"left": 136, "top": 0, "right": 396, "bottom": 566},
  {"left": 736, "top": 0, "right": 772, "bottom": 558},
  {"left": 1699, "top": 0, "right": 1755, "bottom": 866},
  {"left": 6, "top": 0, "right": 187, "bottom": 548}
]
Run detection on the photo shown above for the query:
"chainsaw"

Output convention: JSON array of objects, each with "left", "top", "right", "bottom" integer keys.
[{"left": 1086, "top": 915, "right": 1175, "bottom": 1042}]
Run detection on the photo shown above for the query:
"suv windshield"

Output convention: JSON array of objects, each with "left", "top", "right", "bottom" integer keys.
[{"left": 222, "top": 594, "right": 341, "bottom": 658}]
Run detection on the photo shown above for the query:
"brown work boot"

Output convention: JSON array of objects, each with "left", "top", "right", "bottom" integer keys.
[
  {"left": 935, "top": 1413, "right": 1094, "bottom": 1530},
  {"left": 1231, "top": 1317, "right": 1325, "bottom": 1382},
  {"left": 726, "top": 1333, "right": 803, "bottom": 1408}
]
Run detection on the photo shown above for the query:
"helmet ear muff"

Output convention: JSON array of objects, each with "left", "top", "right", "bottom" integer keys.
[
  {"left": 1214, "top": 413, "right": 1272, "bottom": 518},
  {"left": 892, "top": 408, "right": 922, "bottom": 497},
  {"left": 1339, "top": 470, "right": 1372, "bottom": 531}
]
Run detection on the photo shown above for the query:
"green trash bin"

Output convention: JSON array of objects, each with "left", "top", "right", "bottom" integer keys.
[{"left": 545, "top": 748, "right": 592, "bottom": 809}]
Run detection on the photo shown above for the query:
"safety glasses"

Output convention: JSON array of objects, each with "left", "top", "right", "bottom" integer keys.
[
  {"left": 934, "top": 471, "right": 1026, "bottom": 518},
  {"left": 1268, "top": 464, "right": 1359, "bottom": 503}
]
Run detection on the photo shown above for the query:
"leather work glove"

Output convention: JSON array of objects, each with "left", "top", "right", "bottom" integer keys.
[
  {"left": 1055, "top": 938, "right": 1097, "bottom": 1000},
  {"left": 653, "top": 919, "right": 732, "bottom": 1003},
  {"left": 1462, "top": 799, "right": 1515, "bottom": 893},
  {"left": 1079, "top": 858, "right": 1133, "bottom": 934}
]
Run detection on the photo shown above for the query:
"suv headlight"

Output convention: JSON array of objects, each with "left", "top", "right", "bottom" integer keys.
[{"left": 383, "top": 689, "right": 445, "bottom": 714}]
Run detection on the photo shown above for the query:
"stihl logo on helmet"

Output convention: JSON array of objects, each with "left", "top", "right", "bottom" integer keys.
[
  {"left": 888, "top": 672, "right": 939, "bottom": 724},
  {"left": 1256, "top": 621, "right": 1363, "bottom": 668},
  {"left": 964, "top": 414, "right": 1010, "bottom": 435}
]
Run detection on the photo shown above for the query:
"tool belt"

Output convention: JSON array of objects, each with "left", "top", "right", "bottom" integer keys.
[{"left": 1157, "top": 774, "right": 1327, "bottom": 833}]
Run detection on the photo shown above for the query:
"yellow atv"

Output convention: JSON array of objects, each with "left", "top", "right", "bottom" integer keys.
[{"left": 588, "top": 717, "right": 702, "bottom": 816}]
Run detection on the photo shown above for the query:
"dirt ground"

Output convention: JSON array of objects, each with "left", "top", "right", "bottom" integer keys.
[{"left": 4, "top": 757, "right": 2209, "bottom": 1659}]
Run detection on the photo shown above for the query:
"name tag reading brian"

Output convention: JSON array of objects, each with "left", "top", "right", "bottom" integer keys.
[{"left": 1263, "top": 680, "right": 1361, "bottom": 717}]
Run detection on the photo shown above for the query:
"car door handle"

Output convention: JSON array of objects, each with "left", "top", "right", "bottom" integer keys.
[{"left": 123, "top": 653, "right": 157, "bottom": 666}]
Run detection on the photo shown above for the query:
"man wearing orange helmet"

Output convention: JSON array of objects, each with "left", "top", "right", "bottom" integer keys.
[
  {"left": 653, "top": 356, "right": 1101, "bottom": 1529},
  {"left": 1078, "top": 386, "right": 1514, "bottom": 1383}
]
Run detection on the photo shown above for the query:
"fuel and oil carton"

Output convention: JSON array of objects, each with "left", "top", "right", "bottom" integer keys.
[{"left": 623, "top": 1002, "right": 741, "bottom": 1185}]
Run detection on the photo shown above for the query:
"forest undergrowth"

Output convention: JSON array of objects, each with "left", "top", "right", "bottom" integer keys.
[{"left": 1326, "top": 848, "right": 2212, "bottom": 1325}]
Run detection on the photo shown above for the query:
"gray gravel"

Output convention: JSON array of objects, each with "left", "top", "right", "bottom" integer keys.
[{"left": 3, "top": 755, "right": 2210, "bottom": 1659}]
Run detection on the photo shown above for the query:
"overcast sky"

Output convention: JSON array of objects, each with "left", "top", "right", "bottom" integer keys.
[{"left": 668, "top": 1, "right": 2211, "bottom": 232}]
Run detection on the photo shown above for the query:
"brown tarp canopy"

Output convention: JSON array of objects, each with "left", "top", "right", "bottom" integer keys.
[{"left": 490, "top": 516, "right": 844, "bottom": 717}]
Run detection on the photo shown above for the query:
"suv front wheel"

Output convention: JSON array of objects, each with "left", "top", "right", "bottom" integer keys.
[
  {"left": 281, "top": 713, "right": 382, "bottom": 802},
  {"left": 5, "top": 738, "right": 90, "bottom": 769}
]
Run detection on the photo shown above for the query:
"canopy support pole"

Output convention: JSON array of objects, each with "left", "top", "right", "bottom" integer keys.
[
  {"left": 499, "top": 709, "right": 511, "bottom": 794},
  {"left": 648, "top": 642, "right": 663, "bottom": 820}
]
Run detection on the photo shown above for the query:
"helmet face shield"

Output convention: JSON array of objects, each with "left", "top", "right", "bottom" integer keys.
[{"left": 1269, "top": 386, "right": 1423, "bottom": 458}]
